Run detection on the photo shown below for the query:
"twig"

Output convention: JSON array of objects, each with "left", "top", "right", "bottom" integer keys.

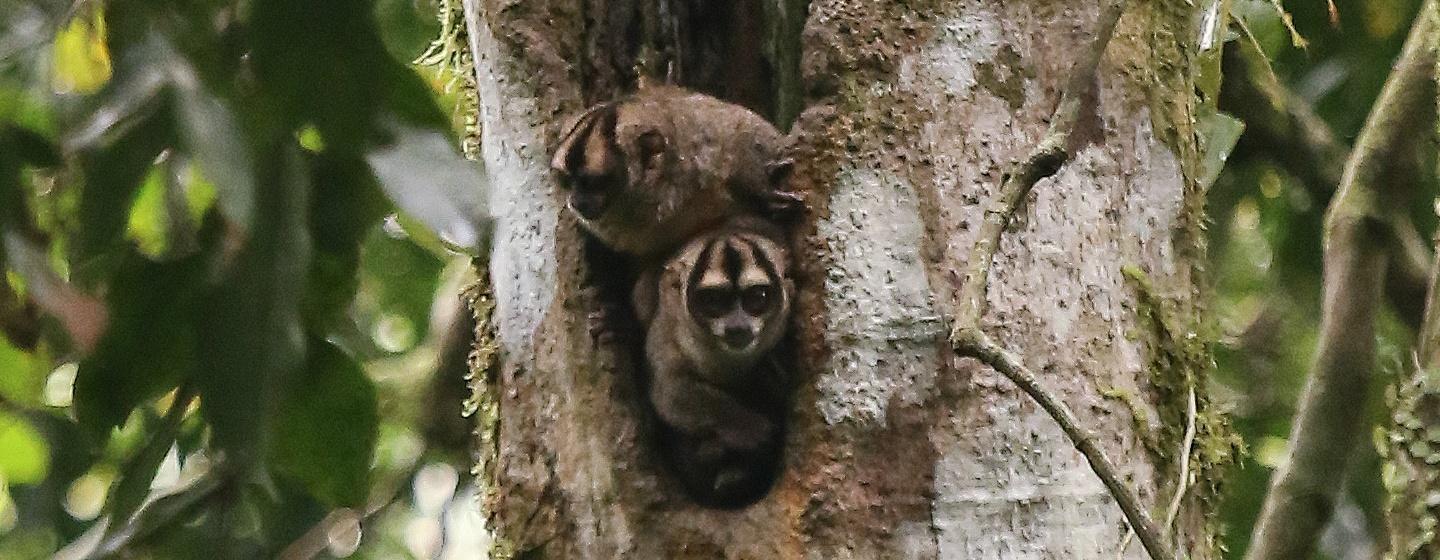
[
  {"left": 1163, "top": 388, "right": 1197, "bottom": 538},
  {"left": 1244, "top": 4, "right": 1440, "bottom": 560},
  {"left": 83, "top": 469, "right": 230, "bottom": 559},
  {"left": 1219, "top": 37, "right": 1434, "bottom": 330},
  {"left": 102, "top": 385, "right": 198, "bottom": 539},
  {"left": 946, "top": 2, "right": 1174, "bottom": 560},
  {"left": 1118, "top": 387, "right": 1197, "bottom": 558}
]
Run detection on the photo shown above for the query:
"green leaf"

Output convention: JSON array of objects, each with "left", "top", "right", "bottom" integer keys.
[
  {"left": 358, "top": 228, "right": 444, "bottom": 346},
  {"left": 73, "top": 111, "right": 173, "bottom": 271},
  {"left": 250, "top": 0, "right": 386, "bottom": 152},
  {"left": 0, "top": 125, "right": 60, "bottom": 246},
  {"left": 1198, "top": 111, "right": 1246, "bottom": 189},
  {"left": 50, "top": 4, "right": 113, "bottom": 95},
  {"left": 366, "top": 119, "right": 490, "bottom": 252},
  {"left": 105, "top": 390, "right": 192, "bottom": 535},
  {"left": 195, "top": 142, "right": 310, "bottom": 469},
  {"left": 0, "top": 335, "right": 48, "bottom": 406},
  {"left": 74, "top": 251, "right": 205, "bottom": 438},
  {"left": 0, "top": 410, "right": 50, "bottom": 484},
  {"left": 269, "top": 339, "right": 377, "bottom": 507},
  {"left": 304, "top": 153, "right": 390, "bottom": 329}
]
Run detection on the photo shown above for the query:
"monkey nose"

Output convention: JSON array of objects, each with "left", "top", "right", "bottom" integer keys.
[{"left": 722, "top": 326, "right": 753, "bottom": 349}]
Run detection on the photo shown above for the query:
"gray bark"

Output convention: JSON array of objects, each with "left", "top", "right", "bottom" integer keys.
[{"left": 464, "top": 1, "right": 1229, "bottom": 558}]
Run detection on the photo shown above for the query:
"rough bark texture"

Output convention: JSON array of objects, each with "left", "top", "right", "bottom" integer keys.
[{"left": 464, "top": 1, "right": 1229, "bottom": 558}]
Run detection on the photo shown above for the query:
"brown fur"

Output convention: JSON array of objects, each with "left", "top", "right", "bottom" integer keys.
[
  {"left": 633, "top": 215, "right": 793, "bottom": 506},
  {"left": 551, "top": 86, "right": 802, "bottom": 258}
]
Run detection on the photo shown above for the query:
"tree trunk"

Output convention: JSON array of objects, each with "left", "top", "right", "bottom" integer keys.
[{"left": 463, "top": 1, "right": 1235, "bottom": 558}]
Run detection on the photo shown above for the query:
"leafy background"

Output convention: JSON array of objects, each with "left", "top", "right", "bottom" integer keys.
[
  {"left": 0, "top": 0, "right": 488, "bottom": 557},
  {"left": 0, "top": 0, "right": 1432, "bottom": 558}
]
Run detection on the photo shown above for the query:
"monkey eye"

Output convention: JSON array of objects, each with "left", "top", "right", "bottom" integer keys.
[
  {"left": 692, "top": 287, "right": 732, "bottom": 319},
  {"left": 740, "top": 285, "right": 773, "bottom": 315}
]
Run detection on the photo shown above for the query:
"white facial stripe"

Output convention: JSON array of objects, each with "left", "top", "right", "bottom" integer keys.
[
  {"left": 697, "top": 238, "right": 731, "bottom": 290},
  {"left": 583, "top": 122, "right": 613, "bottom": 174}
]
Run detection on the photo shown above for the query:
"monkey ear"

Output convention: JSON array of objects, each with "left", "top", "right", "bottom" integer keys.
[
  {"left": 637, "top": 130, "right": 667, "bottom": 171},
  {"left": 766, "top": 158, "right": 795, "bottom": 187}
]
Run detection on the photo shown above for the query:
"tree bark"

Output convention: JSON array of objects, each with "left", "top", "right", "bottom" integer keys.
[{"left": 463, "top": 1, "right": 1233, "bottom": 558}]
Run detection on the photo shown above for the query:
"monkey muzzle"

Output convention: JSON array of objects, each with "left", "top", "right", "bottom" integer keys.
[{"left": 720, "top": 323, "right": 755, "bottom": 351}]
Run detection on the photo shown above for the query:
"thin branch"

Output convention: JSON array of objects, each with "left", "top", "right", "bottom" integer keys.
[
  {"left": 947, "top": 2, "right": 1173, "bottom": 560},
  {"left": 83, "top": 469, "right": 230, "bottom": 560},
  {"left": 952, "top": 331, "right": 1173, "bottom": 560},
  {"left": 1219, "top": 36, "right": 1434, "bottom": 330},
  {"left": 1117, "top": 386, "right": 1196, "bottom": 558},
  {"left": 1245, "top": 4, "right": 1440, "bottom": 560},
  {"left": 102, "top": 384, "right": 198, "bottom": 539}
]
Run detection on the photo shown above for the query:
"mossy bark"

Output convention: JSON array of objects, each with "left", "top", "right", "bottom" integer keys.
[{"left": 463, "top": 1, "right": 1233, "bottom": 557}]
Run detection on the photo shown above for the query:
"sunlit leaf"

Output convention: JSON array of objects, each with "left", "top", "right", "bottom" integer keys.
[
  {"left": 0, "top": 335, "right": 48, "bottom": 406},
  {"left": 0, "top": 410, "right": 50, "bottom": 484},
  {"left": 73, "top": 113, "right": 172, "bottom": 269},
  {"left": 1198, "top": 112, "right": 1246, "bottom": 189},
  {"left": 365, "top": 119, "right": 489, "bottom": 253},
  {"left": 125, "top": 165, "right": 169, "bottom": 258},
  {"left": 270, "top": 339, "right": 377, "bottom": 507},
  {"left": 50, "top": 5, "right": 112, "bottom": 95}
]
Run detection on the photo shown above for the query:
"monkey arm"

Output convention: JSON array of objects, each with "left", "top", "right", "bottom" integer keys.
[
  {"left": 649, "top": 369, "right": 775, "bottom": 451},
  {"left": 631, "top": 266, "right": 660, "bottom": 326}
]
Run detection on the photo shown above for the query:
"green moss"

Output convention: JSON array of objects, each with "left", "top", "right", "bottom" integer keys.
[
  {"left": 415, "top": 0, "right": 481, "bottom": 160},
  {"left": 1124, "top": 264, "right": 1245, "bottom": 552},
  {"left": 462, "top": 263, "right": 513, "bottom": 560},
  {"left": 1382, "top": 365, "right": 1440, "bottom": 558},
  {"left": 1101, "top": 385, "right": 1160, "bottom": 454}
]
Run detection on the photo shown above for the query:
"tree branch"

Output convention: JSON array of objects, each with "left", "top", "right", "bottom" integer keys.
[
  {"left": 1244, "top": 4, "right": 1440, "bottom": 559},
  {"left": 947, "top": 2, "right": 1174, "bottom": 560},
  {"left": 1219, "top": 37, "right": 1434, "bottom": 330}
]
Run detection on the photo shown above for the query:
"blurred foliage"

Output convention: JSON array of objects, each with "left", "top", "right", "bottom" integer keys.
[
  {"left": 1213, "top": 0, "right": 1437, "bottom": 558},
  {"left": 0, "top": 0, "right": 1435, "bottom": 558},
  {"left": 0, "top": 0, "right": 489, "bottom": 557}
]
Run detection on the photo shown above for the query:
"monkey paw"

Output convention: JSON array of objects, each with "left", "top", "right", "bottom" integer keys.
[
  {"left": 715, "top": 414, "right": 776, "bottom": 452},
  {"left": 765, "top": 190, "right": 808, "bottom": 219}
]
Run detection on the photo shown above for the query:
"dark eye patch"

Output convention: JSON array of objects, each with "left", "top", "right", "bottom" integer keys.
[
  {"left": 740, "top": 285, "right": 772, "bottom": 315},
  {"left": 692, "top": 287, "right": 733, "bottom": 319}
]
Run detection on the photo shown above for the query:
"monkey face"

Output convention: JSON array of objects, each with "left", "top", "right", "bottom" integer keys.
[
  {"left": 551, "top": 104, "right": 624, "bottom": 220},
  {"left": 689, "top": 282, "right": 780, "bottom": 352},
  {"left": 683, "top": 233, "right": 790, "bottom": 359},
  {"left": 551, "top": 103, "right": 669, "bottom": 223}
]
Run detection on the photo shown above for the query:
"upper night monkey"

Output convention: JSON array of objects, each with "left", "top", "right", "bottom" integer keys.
[
  {"left": 550, "top": 86, "right": 802, "bottom": 258},
  {"left": 632, "top": 215, "right": 794, "bottom": 505}
]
